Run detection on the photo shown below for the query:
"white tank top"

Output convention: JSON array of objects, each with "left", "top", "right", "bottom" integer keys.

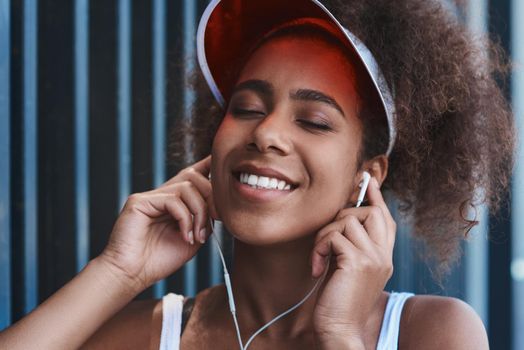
[{"left": 159, "top": 291, "right": 414, "bottom": 350}]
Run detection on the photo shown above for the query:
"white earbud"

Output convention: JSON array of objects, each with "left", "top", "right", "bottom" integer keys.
[{"left": 356, "top": 171, "right": 371, "bottom": 207}]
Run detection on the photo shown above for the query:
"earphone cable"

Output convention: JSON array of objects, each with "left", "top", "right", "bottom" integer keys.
[
  {"left": 243, "top": 263, "right": 329, "bottom": 350},
  {"left": 205, "top": 172, "right": 369, "bottom": 349},
  {"left": 210, "top": 219, "right": 245, "bottom": 350},
  {"left": 208, "top": 218, "right": 329, "bottom": 350}
]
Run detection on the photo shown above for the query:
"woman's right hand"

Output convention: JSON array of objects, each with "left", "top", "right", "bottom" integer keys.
[{"left": 99, "top": 155, "right": 217, "bottom": 294}]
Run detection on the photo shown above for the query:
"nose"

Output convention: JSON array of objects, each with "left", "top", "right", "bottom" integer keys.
[{"left": 248, "top": 110, "right": 293, "bottom": 155}]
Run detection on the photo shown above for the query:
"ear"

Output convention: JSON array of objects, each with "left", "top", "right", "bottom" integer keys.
[
  {"left": 362, "top": 154, "right": 388, "bottom": 186},
  {"left": 347, "top": 154, "right": 388, "bottom": 206}
]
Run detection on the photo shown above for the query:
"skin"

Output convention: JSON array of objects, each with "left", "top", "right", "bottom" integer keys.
[
  {"left": 205, "top": 37, "right": 391, "bottom": 349},
  {"left": 0, "top": 37, "right": 489, "bottom": 350}
]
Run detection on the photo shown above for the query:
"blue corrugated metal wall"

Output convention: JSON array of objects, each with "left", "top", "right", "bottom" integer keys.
[
  {"left": 0, "top": 1, "right": 520, "bottom": 349},
  {"left": 1, "top": 0, "right": 225, "bottom": 325},
  {"left": 0, "top": 0, "right": 11, "bottom": 329},
  {"left": 511, "top": 0, "right": 524, "bottom": 347}
]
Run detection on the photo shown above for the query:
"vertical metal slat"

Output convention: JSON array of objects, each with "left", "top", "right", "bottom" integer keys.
[
  {"left": 183, "top": 0, "right": 197, "bottom": 297},
  {"left": 210, "top": 221, "right": 224, "bottom": 286},
  {"left": 511, "top": 0, "right": 524, "bottom": 348},
  {"left": 488, "top": 1, "right": 513, "bottom": 348},
  {"left": 203, "top": 0, "right": 224, "bottom": 289},
  {"left": 118, "top": 0, "right": 131, "bottom": 210},
  {"left": 152, "top": 0, "right": 167, "bottom": 298},
  {"left": 75, "top": 0, "right": 90, "bottom": 271},
  {"left": 464, "top": 0, "right": 489, "bottom": 327},
  {"left": 23, "top": 0, "right": 39, "bottom": 314},
  {"left": 0, "top": 0, "right": 11, "bottom": 329},
  {"left": 388, "top": 196, "right": 414, "bottom": 291},
  {"left": 465, "top": 203, "right": 489, "bottom": 324}
]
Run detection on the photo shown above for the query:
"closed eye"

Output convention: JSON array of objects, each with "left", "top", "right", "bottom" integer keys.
[
  {"left": 232, "top": 108, "right": 266, "bottom": 116},
  {"left": 297, "top": 119, "right": 332, "bottom": 131}
]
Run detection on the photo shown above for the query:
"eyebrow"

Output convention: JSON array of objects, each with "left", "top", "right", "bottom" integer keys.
[
  {"left": 290, "top": 89, "right": 345, "bottom": 117},
  {"left": 231, "top": 79, "right": 345, "bottom": 117}
]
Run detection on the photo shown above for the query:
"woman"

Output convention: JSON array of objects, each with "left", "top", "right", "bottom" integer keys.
[{"left": 0, "top": 0, "right": 515, "bottom": 349}]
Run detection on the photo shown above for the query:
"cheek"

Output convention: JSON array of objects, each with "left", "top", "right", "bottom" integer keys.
[
  {"left": 305, "top": 141, "right": 358, "bottom": 202},
  {"left": 309, "top": 138, "right": 357, "bottom": 174},
  {"left": 212, "top": 117, "right": 237, "bottom": 162},
  {"left": 212, "top": 117, "right": 232, "bottom": 147},
  {"left": 211, "top": 117, "right": 247, "bottom": 218},
  {"left": 212, "top": 115, "right": 248, "bottom": 151}
]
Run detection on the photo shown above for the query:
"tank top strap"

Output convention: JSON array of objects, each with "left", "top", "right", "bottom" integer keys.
[
  {"left": 159, "top": 293, "right": 185, "bottom": 350},
  {"left": 376, "top": 291, "right": 414, "bottom": 350}
]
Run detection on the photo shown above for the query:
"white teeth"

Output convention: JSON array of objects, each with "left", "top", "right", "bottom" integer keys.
[
  {"left": 257, "top": 176, "right": 270, "bottom": 188},
  {"left": 239, "top": 172, "right": 294, "bottom": 190},
  {"left": 247, "top": 174, "right": 258, "bottom": 186}
]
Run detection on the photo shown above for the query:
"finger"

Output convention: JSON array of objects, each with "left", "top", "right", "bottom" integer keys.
[
  {"left": 365, "top": 177, "right": 395, "bottom": 227},
  {"left": 176, "top": 182, "right": 209, "bottom": 243},
  {"left": 165, "top": 156, "right": 210, "bottom": 186},
  {"left": 366, "top": 178, "right": 396, "bottom": 248},
  {"left": 176, "top": 170, "right": 218, "bottom": 220},
  {"left": 158, "top": 180, "right": 214, "bottom": 234},
  {"left": 131, "top": 193, "right": 194, "bottom": 244},
  {"left": 160, "top": 158, "right": 218, "bottom": 219},
  {"left": 158, "top": 177, "right": 216, "bottom": 213},
  {"left": 163, "top": 198, "right": 195, "bottom": 244},
  {"left": 311, "top": 231, "right": 358, "bottom": 278},
  {"left": 190, "top": 155, "right": 212, "bottom": 175},
  {"left": 316, "top": 215, "right": 377, "bottom": 251},
  {"left": 330, "top": 206, "right": 388, "bottom": 247}
]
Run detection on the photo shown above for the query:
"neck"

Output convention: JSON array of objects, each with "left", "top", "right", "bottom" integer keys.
[{"left": 230, "top": 235, "right": 321, "bottom": 339}]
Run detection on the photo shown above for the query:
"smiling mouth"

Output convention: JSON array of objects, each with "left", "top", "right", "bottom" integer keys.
[{"left": 233, "top": 172, "right": 298, "bottom": 191}]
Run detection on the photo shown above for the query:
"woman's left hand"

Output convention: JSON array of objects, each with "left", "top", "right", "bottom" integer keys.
[{"left": 311, "top": 177, "right": 396, "bottom": 349}]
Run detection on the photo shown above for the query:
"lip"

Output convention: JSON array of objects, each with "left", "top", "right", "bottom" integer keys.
[
  {"left": 231, "top": 173, "right": 295, "bottom": 203},
  {"left": 232, "top": 163, "right": 299, "bottom": 187},
  {"left": 230, "top": 162, "right": 299, "bottom": 203}
]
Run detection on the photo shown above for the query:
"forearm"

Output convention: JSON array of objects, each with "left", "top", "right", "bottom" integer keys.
[{"left": 0, "top": 257, "right": 141, "bottom": 349}]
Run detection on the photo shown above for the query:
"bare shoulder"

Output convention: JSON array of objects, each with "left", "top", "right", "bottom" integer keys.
[
  {"left": 399, "top": 294, "right": 488, "bottom": 350},
  {"left": 80, "top": 298, "right": 162, "bottom": 350},
  {"left": 181, "top": 285, "right": 232, "bottom": 349}
]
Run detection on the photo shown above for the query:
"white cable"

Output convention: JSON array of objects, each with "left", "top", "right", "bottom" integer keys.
[
  {"left": 243, "top": 264, "right": 329, "bottom": 350},
  {"left": 208, "top": 218, "right": 329, "bottom": 350},
  {"left": 206, "top": 173, "right": 369, "bottom": 349},
  {"left": 210, "top": 219, "right": 245, "bottom": 350}
]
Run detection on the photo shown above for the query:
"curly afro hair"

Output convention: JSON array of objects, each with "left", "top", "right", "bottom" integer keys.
[{"left": 169, "top": 0, "right": 516, "bottom": 277}]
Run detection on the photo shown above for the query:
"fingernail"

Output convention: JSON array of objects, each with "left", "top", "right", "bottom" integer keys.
[
  {"left": 199, "top": 228, "right": 206, "bottom": 244},
  {"left": 188, "top": 231, "right": 194, "bottom": 245}
]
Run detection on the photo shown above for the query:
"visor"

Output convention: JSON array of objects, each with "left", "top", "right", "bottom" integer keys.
[{"left": 197, "top": 0, "right": 396, "bottom": 156}]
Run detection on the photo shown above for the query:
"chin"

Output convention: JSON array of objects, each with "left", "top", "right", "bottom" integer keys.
[{"left": 219, "top": 213, "right": 315, "bottom": 246}]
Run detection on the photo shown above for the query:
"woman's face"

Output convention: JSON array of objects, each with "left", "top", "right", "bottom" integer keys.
[{"left": 211, "top": 36, "right": 364, "bottom": 245}]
